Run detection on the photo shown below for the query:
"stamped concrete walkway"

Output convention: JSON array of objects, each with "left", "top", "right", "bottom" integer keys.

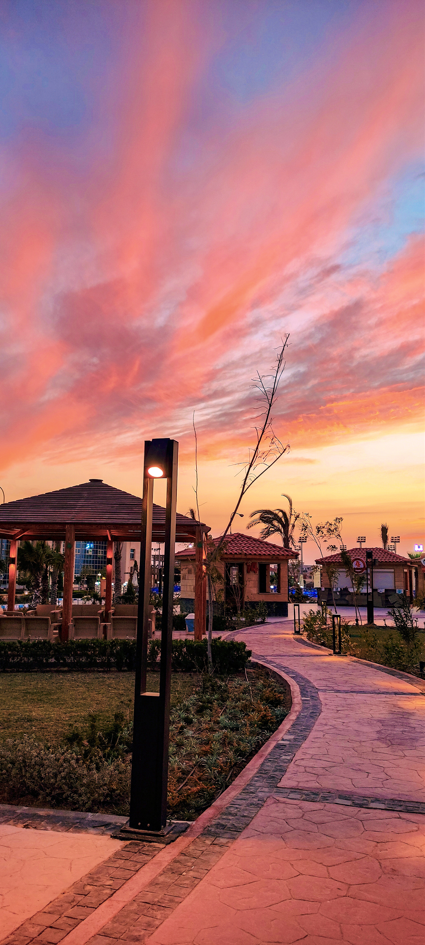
[{"left": 2, "top": 620, "right": 425, "bottom": 945}]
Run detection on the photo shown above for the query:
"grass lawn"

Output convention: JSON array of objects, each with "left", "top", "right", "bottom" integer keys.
[
  {"left": 0, "top": 667, "right": 290, "bottom": 820},
  {"left": 346, "top": 624, "right": 425, "bottom": 644},
  {"left": 0, "top": 672, "right": 199, "bottom": 745}
]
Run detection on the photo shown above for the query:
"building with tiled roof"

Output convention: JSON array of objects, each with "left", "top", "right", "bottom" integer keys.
[
  {"left": 176, "top": 533, "right": 295, "bottom": 560},
  {"left": 315, "top": 547, "right": 413, "bottom": 566},
  {"left": 315, "top": 547, "right": 416, "bottom": 606},
  {"left": 177, "top": 532, "right": 298, "bottom": 618}
]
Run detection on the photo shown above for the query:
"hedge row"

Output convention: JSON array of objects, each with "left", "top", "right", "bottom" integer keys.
[{"left": 0, "top": 638, "right": 251, "bottom": 674}]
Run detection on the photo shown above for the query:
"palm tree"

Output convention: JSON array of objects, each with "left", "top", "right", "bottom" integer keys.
[
  {"left": 247, "top": 494, "right": 299, "bottom": 548},
  {"left": 381, "top": 524, "right": 389, "bottom": 550},
  {"left": 18, "top": 541, "right": 64, "bottom": 608}
]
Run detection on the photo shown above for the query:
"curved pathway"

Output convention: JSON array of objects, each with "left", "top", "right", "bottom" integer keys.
[
  {"left": 145, "top": 620, "right": 425, "bottom": 945},
  {"left": 3, "top": 621, "right": 425, "bottom": 945}
]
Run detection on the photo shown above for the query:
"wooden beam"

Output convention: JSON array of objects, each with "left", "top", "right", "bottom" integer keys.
[
  {"left": 62, "top": 524, "right": 75, "bottom": 642},
  {"left": 105, "top": 537, "right": 114, "bottom": 622},
  {"left": 194, "top": 527, "right": 206, "bottom": 640},
  {"left": 7, "top": 539, "right": 18, "bottom": 611}
]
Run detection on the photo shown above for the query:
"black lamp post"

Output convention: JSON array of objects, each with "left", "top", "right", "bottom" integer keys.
[
  {"left": 366, "top": 550, "right": 376, "bottom": 626},
  {"left": 123, "top": 438, "right": 178, "bottom": 838}
]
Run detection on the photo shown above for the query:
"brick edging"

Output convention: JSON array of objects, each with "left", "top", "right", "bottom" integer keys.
[{"left": 1, "top": 660, "right": 307, "bottom": 945}]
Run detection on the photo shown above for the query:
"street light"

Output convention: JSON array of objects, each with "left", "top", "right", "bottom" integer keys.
[
  {"left": 298, "top": 536, "right": 307, "bottom": 587},
  {"left": 366, "top": 550, "right": 377, "bottom": 625},
  {"left": 121, "top": 438, "right": 178, "bottom": 839}
]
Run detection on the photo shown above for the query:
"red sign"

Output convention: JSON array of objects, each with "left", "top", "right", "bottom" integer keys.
[{"left": 352, "top": 558, "right": 366, "bottom": 573}]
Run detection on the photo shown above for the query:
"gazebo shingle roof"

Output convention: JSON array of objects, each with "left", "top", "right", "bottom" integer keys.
[
  {"left": 0, "top": 479, "right": 208, "bottom": 542},
  {"left": 176, "top": 532, "right": 297, "bottom": 558}
]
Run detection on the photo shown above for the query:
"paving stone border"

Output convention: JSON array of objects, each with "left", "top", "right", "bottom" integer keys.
[
  {"left": 3, "top": 840, "right": 167, "bottom": 945},
  {"left": 0, "top": 805, "right": 127, "bottom": 836},
  {"left": 273, "top": 786, "right": 425, "bottom": 815},
  {"left": 201, "top": 661, "right": 322, "bottom": 839}
]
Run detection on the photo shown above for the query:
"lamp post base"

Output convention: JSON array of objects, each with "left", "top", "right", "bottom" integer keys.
[{"left": 112, "top": 821, "right": 190, "bottom": 843}]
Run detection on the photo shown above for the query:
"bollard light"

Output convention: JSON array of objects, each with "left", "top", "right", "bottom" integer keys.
[
  {"left": 332, "top": 613, "right": 342, "bottom": 655},
  {"left": 293, "top": 602, "right": 301, "bottom": 634}
]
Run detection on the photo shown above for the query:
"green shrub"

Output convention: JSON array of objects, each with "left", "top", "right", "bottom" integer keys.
[
  {"left": 302, "top": 608, "right": 351, "bottom": 651},
  {"left": 388, "top": 598, "right": 418, "bottom": 644},
  {"left": 0, "top": 638, "right": 251, "bottom": 675},
  {"left": 172, "top": 613, "right": 188, "bottom": 632},
  {"left": 206, "top": 614, "right": 228, "bottom": 634},
  {"left": 0, "top": 667, "right": 287, "bottom": 819},
  {"left": 0, "top": 736, "right": 130, "bottom": 813},
  {"left": 352, "top": 628, "right": 423, "bottom": 674}
]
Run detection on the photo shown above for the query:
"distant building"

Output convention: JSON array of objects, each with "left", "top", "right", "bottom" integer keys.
[
  {"left": 0, "top": 539, "right": 9, "bottom": 589},
  {"left": 315, "top": 547, "right": 416, "bottom": 607},
  {"left": 74, "top": 540, "right": 107, "bottom": 577}
]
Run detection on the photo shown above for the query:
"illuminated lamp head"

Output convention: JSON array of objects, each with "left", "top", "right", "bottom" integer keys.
[
  {"left": 147, "top": 466, "right": 165, "bottom": 478},
  {"left": 144, "top": 438, "right": 175, "bottom": 480}
]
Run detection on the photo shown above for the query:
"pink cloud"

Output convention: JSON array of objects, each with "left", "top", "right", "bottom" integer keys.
[{"left": 0, "top": 1, "right": 423, "bottom": 477}]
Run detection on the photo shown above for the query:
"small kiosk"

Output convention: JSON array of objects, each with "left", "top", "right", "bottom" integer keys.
[{"left": 177, "top": 532, "right": 297, "bottom": 618}]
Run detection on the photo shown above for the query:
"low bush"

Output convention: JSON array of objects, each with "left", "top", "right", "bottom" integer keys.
[
  {"left": 388, "top": 598, "right": 419, "bottom": 645},
  {"left": 0, "top": 667, "right": 289, "bottom": 820},
  {"left": 0, "top": 638, "right": 251, "bottom": 674},
  {"left": 302, "top": 607, "right": 423, "bottom": 674},
  {"left": 0, "top": 736, "right": 130, "bottom": 813},
  {"left": 351, "top": 629, "right": 423, "bottom": 674},
  {"left": 302, "top": 608, "right": 351, "bottom": 652}
]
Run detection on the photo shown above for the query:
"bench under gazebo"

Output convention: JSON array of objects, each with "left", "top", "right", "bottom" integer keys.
[{"left": 0, "top": 478, "right": 209, "bottom": 640}]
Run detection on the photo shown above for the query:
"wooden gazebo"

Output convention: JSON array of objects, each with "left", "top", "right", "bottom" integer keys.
[{"left": 0, "top": 479, "right": 209, "bottom": 639}]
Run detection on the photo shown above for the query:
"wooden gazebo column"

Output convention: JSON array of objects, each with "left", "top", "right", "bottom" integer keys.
[
  {"left": 105, "top": 537, "right": 114, "bottom": 622},
  {"left": 62, "top": 524, "right": 75, "bottom": 641},
  {"left": 194, "top": 527, "right": 206, "bottom": 640},
  {"left": 7, "top": 539, "right": 18, "bottom": 612}
]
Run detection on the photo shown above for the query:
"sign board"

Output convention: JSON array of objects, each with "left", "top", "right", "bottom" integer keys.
[
  {"left": 352, "top": 558, "right": 366, "bottom": 573},
  {"left": 414, "top": 544, "right": 423, "bottom": 552},
  {"left": 421, "top": 557, "right": 425, "bottom": 567}
]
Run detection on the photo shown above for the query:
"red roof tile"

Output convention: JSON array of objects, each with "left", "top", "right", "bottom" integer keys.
[
  {"left": 315, "top": 547, "right": 413, "bottom": 565},
  {"left": 176, "top": 532, "right": 297, "bottom": 559}
]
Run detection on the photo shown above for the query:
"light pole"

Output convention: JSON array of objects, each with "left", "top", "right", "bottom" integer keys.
[
  {"left": 366, "top": 550, "right": 377, "bottom": 626},
  {"left": 122, "top": 438, "right": 178, "bottom": 839},
  {"left": 357, "top": 536, "right": 366, "bottom": 548},
  {"left": 0, "top": 486, "right": 5, "bottom": 504},
  {"left": 298, "top": 536, "right": 307, "bottom": 586}
]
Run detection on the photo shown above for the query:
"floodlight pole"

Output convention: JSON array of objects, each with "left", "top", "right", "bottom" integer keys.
[
  {"left": 127, "top": 438, "right": 178, "bottom": 835},
  {"left": 366, "top": 550, "right": 374, "bottom": 626}
]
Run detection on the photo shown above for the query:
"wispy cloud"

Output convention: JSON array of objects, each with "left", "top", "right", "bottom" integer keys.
[{"left": 0, "top": 0, "right": 423, "bottom": 488}]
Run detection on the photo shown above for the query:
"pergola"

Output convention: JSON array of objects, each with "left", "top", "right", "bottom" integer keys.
[{"left": 0, "top": 478, "right": 209, "bottom": 639}]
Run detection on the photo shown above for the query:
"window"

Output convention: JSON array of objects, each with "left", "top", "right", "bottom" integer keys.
[
  {"left": 259, "top": 563, "right": 267, "bottom": 594},
  {"left": 130, "top": 548, "right": 135, "bottom": 560},
  {"left": 229, "top": 566, "right": 240, "bottom": 586},
  {"left": 269, "top": 563, "right": 280, "bottom": 593}
]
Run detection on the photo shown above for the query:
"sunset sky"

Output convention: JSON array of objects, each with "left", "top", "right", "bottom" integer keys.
[{"left": 0, "top": 0, "right": 424, "bottom": 559}]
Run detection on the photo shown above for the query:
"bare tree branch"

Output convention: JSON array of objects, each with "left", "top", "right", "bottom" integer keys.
[{"left": 214, "top": 336, "right": 290, "bottom": 556}]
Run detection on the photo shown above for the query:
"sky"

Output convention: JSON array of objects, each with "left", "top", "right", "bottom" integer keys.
[{"left": 0, "top": 0, "right": 424, "bottom": 560}]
